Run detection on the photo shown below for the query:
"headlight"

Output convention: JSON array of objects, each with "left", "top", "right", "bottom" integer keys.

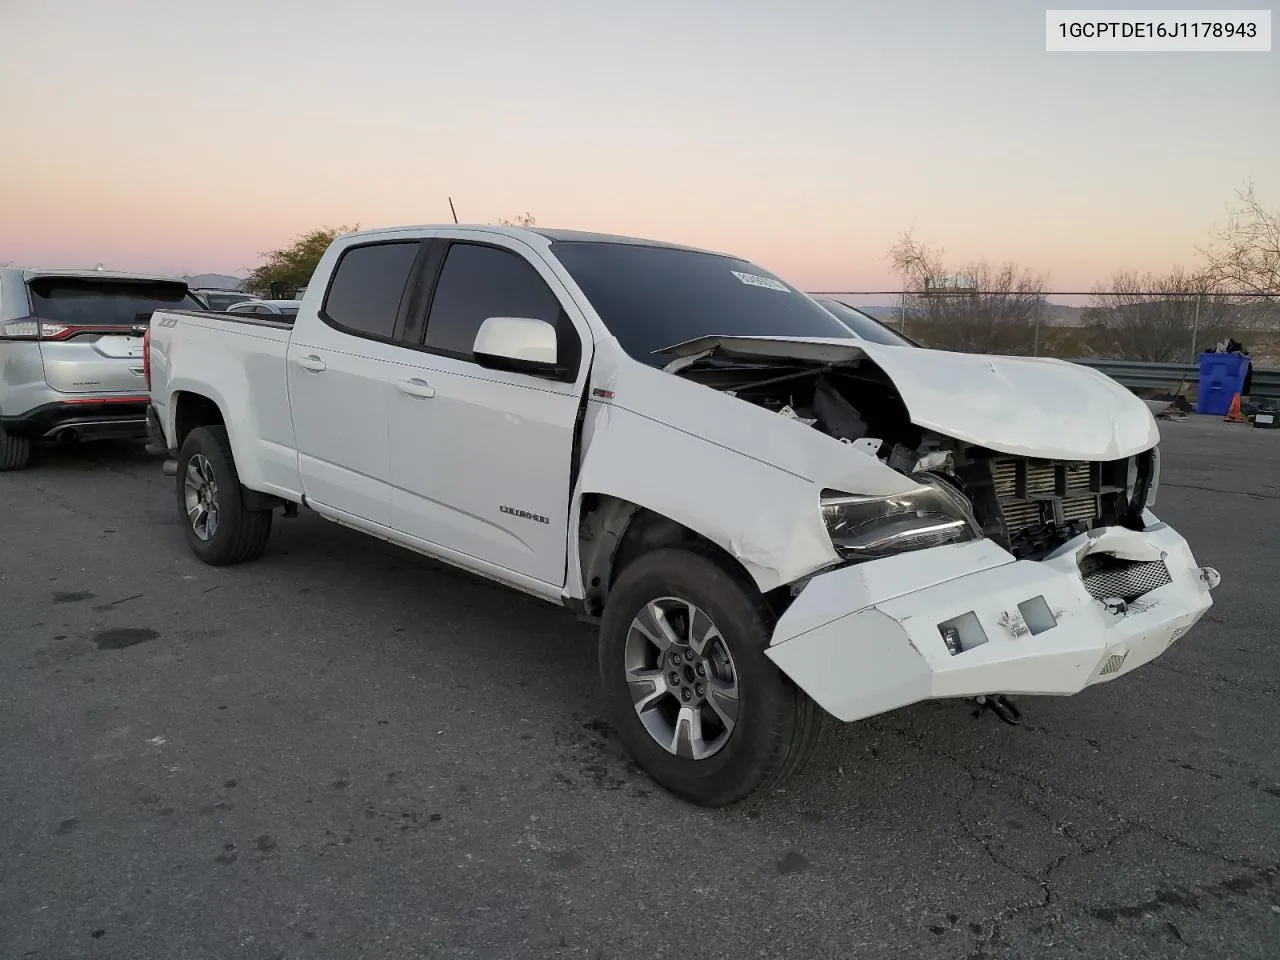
[{"left": 820, "top": 476, "right": 982, "bottom": 561}]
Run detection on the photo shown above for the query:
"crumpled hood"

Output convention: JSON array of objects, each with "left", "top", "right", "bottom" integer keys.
[{"left": 661, "top": 335, "right": 1160, "bottom": 462}]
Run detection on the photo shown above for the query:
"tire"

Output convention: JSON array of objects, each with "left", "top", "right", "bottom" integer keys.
[
  {"left": 0, "top": 424, "right": 32, "bottom": 472},
  {"left": 175, "top": 425, "right": 272, "bottom": 565},
  {"left": 598, "top": 546, "right": 824, "bottom": 808}
]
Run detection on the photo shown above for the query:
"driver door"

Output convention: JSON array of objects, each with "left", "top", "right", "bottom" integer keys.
[{"left": 387, "top": 235, "right": 591, "bottom": 588}]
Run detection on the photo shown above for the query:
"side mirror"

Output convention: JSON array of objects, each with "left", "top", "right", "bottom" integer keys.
[{"left": 473, "top": 316, "right": 562, "bottom": 378}]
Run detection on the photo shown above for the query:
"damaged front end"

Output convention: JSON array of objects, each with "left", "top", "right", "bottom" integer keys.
[
  {"left": 664, "top": 340, "right": 1220, "bottom": 723},
  {"left": 675, "top": 353, "right": 1163, "bottom": 565}
]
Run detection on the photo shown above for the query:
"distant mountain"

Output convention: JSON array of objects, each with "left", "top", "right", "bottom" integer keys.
[{"left": 183, "top": 273, "right": 247, "bottom": 290}]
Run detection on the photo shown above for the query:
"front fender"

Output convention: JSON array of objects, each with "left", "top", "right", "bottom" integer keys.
[{"left": 567, "top": 402, "right": 841, "bottom": 596}]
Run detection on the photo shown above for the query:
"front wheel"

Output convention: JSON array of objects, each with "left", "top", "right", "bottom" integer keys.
[
  {"left": 175, "top": 425, "right": 272, "bottom": 565},
  {"left": 598, "top": 546, "right": 823, "bottom": 807}
]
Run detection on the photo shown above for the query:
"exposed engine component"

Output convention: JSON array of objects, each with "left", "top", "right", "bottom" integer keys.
[
  {"left": 686, "top": 361, "right": 1156, "bottom": 562},
  {"left": 809, "top": 376, "right": 868, "bottom": 441}
]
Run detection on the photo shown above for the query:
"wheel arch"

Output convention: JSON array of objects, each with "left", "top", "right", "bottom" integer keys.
[
  {"left": 171, "top": 390, "right": 227, "bottom": 451},
  {"left": 575, "top": 493, "right": 793, "bottom": 623}
]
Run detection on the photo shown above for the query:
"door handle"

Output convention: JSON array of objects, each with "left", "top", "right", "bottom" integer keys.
[
  {"left": 296, "top": 354, "right": 327, "bottom": 373},
  {"left": 396, "top": 377, "right": 436, "bottom": 399}
]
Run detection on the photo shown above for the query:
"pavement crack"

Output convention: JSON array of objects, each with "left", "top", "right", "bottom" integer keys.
[
  {"left": 1147, "top": 659, "right": 1278, "bottom": 697},
  {"left": 1162, "top": 480, "right": 1280, "bottom": 501}
]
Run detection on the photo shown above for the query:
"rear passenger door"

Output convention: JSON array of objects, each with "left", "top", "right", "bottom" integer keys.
[
  {"left": 387, "top": 235, "right": 591, "bottom": 588},
  {"left": 287, "top": 239, "right": 426, "bottom": 527}
]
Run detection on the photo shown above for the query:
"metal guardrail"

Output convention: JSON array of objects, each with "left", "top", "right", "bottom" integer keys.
[{"left": 1067, "top": 358, "right": 1280, "bottom": 399}]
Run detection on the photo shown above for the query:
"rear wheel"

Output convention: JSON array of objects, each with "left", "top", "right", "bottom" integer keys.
[
  {"left": 176, "top": 425, "right": 272, "bottom": 565},
  {"left": 0, "top": 424, "right": 32, "bottom": 472},
  {"left": 598, "top": 546, "right": 823, "bottom": 808}
]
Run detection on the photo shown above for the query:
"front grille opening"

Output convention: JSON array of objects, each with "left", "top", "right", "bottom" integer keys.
[
  {"left": 1080, "top": 554, "right": 1172, "bottom": 602},
  {"left": 961, "top": 453, "right": 1147, "bottom": 560},
  {"left": 1099, "top": 651, "right": 1129, "bottom": 676}
]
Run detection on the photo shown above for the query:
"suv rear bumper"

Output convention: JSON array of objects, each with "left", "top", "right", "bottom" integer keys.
[{"left": 0, "top": 397, "right": 150, "bottom": 442}]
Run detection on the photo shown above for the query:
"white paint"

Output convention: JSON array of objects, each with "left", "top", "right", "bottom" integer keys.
[
  {"left": 767, "top": 516, "right": 1215, "bottom": 722},
  {"left": 148, "top": 223, "right": 1217, "bottom": 733},
  {"left": 658, "top": 334, "right": 1161, "bottom": 461}
]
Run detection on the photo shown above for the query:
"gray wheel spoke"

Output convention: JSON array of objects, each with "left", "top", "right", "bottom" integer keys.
[
  {"left": 688, "top": 606, "right": 720, "bottom": 657},
  {"left": 626, "top": 667, "right": 667, "bottom": 713},
  {"left": 671, "top": 705, "right": 704, "bottom": 760},
  {"left": 631, "top": 601, "right": 681, "bottom": 651},
  {"left": 707, "top": 677, "right": 740, "bottom": 731},
  {"left": 183, "top": 453, "right": 220, "bottom": 542},
  {"left": 622, "top": 594, "right": 739, "bottom": 763}
]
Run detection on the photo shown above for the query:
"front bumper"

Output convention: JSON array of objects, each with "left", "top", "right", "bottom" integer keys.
[
  {"left": 765, "top": 516, "right": 1219, "bottom": 723},
  {"left": 0, "top": 397, "right": 150, "bottom": 441}
]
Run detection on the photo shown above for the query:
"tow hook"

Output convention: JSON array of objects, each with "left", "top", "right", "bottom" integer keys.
[{"left": 972, "top": 694, "right": 1023, "bottom": 726}]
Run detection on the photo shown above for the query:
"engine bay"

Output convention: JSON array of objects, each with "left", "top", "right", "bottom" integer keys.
[{"left": 679, "top": 361, "right": 1156, "bottom": 561}]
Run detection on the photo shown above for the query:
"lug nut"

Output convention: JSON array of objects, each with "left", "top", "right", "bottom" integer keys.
[
  {"left": 695, "top": 663, "right": 706, "bottom": 677},
  {"left": 695, "top": 683, "right": 705, "bottom": 697},
  {"left": 681, "top": 689, "right": 692, "bottom": 702},
  {"left": 668, "top": 672, "right": 681, "bottom": 686},
  {"left": 670, "top": 651, "right": 682, "bottom": 665}
]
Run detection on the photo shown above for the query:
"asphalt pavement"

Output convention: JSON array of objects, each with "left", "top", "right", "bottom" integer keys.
[{"left": 1, "top": 416, "right": 1278, "bottom": 960}]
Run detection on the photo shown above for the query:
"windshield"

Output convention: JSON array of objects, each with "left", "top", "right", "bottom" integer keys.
[
  {"left": 206, "top": 293, "right": 254, "bottom": 311},
  {"left": 549, "top": 240, "right": 856, "bottom": 366},
  {"left": 28, "top": 277, "right": 202, "bottom": 325},
  {"left": 812, "top": 298, "right": 917, "bottom": 347}
]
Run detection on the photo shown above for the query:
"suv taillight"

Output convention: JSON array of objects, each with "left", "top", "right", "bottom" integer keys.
[
  {"left": 143, "top": 326, "right": 152, "bottom": 390},
  {"left": 0, "top": 317, "right": 72, "bottom": 340}
]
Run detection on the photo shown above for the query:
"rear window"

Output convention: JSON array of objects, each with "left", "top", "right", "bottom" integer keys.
[{"left": 28, "top": 278, "right": 201, "bottom": 326}]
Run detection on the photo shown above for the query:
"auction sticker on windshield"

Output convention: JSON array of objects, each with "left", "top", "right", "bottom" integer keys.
[{"left": 731, "top": 271, "right": 790, "bottom": 292}]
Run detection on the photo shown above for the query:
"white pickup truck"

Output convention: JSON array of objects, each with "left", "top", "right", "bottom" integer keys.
[{"left": 143, "top": 224, "right": 1221, "bottom": 807}]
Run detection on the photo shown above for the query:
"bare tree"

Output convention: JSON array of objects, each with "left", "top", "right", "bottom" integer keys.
[
  {"left": 1199, "top": 181, "right": 1280, "bottom": 296},
  {"left": 886, "top": 230, "right": 1047, "bottom": 355},
  {"left": 887, "top": 228, "right": 936, "bottom": 289},
  {"left": 497, "top": 212, "right": 537, "bottom": 228},
  {"left": 1083, "top": 268, "right": 1233, "bottom": 362}
]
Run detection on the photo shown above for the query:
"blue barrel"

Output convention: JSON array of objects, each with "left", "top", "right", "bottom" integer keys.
[{"left": 1197, "top": 351, "right": 1252, "bottom": 415}]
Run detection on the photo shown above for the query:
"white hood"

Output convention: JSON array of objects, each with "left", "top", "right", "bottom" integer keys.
[{"left": 661, "top": 336, "right": 1160, "bottom": 461}]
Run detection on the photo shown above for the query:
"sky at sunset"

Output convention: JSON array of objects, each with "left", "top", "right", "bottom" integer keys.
[{"left": 1, "top": 0, "right": 1276, "bottom": 292}]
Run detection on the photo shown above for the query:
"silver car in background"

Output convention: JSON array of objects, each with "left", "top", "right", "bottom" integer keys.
[{"left": 0, "top": 267, "right": 204, "bottom": 471}]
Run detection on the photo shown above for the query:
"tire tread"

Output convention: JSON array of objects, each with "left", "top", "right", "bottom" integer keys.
[{"left": 0, "top": 425, "right": 32, "bottom": 472}]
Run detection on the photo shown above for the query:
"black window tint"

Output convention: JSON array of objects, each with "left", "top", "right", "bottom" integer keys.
[
  {"left": 28, "top": 278, "right": 202, "bottom": 325},
  {"left": 549, "top": 241, "right": 855, "bottom": 367},
  {"left": 323, "top": 241, "right": 420, "bottom": 339},
  {"left": 813, "top": 298, "right": 917, "bottom": 347},
  {"left": 424, "top": 243, "right": 561, "bottom": 356}
]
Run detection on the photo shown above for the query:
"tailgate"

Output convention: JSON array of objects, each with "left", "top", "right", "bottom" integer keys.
[
  {"left": 25, "top": 275, "right": 201, "bottom": 395},
  {"left": 39, "top": 334, "right": 147, "bottom": 394}
]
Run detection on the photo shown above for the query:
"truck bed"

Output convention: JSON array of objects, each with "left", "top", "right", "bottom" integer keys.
[
  {"left": 147, "top": 308, "right": 298, "bottom": 500},
  {"left": 157, "top": 309, "right": 294, "bottom": 331}
]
